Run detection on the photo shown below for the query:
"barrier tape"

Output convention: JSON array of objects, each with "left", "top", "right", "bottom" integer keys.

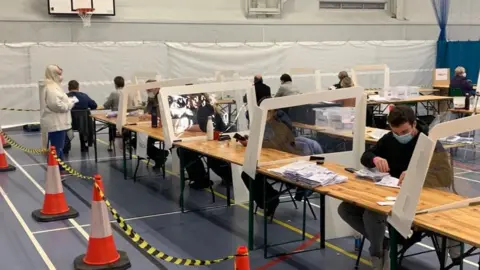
[
  {"left": 1, "top": 133, "right": 48, "bottom": 154},
  {"left": 0, "top": 107, "right": 40, "bottom": 112},
  {"left": 3, "top": 130, "right": 241, "bottom": 266},
  {"left": 52, "top": 150, "right": 238, "bottom": 266}
]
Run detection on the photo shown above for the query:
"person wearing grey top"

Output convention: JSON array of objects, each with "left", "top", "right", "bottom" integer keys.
[
  {"left": 103, "top": 76, "right": 125, "bottom": 111},
  {"left": 275, "top": 74, "right": 300, "bottom": 97}
]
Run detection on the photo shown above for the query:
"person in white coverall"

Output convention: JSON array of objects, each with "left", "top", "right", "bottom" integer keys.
[{"left": 40, "top": 65, "right": 78, "bottom": 172}]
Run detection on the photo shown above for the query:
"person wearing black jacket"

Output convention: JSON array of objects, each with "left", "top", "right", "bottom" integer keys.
[
  {"left": 179, "top": 96, "right": 231, "bottom": 189},
  {"left": 338, "top": 105, "right": 426, "bottom": 270},
  {"left": 65, "top": 80, "right": 97, "bottom": 153}
]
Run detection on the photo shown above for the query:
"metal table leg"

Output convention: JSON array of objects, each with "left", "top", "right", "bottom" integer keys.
[
  {"left": 93, "top": 118, "right": 98, "bottom": 163},
  {"left": 320, "top": 194, "right": 325, "bottom": 249},
  {"left": 179, "top": 148, "right": 186, "bottom": 213}
]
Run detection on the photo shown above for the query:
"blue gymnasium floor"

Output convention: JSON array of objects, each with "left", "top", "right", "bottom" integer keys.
[{"left": 1, "top": 130, "right": 480, "bottom": 270}]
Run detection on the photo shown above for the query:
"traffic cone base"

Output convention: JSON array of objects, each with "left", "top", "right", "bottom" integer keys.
[
  {"left": 2, "top": 143, "right": 11, "bottom": 149},
  {"left": 0, "top": 164, "right": 15, "bottom": 172},
  {"left": 32, "top": 206, "right": 79, "bottom": 222},
  {"left": 74, "top": 250, "right": 131, "bottom": 270}
]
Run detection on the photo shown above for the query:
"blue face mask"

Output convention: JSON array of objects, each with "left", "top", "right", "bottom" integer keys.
[{"left": 393, "top": 132, "right": 414, "bottom": 144}]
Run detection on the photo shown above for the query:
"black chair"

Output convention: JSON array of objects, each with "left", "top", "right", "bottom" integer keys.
[{"left": 254, "top": 181, "right": 317, "bottom": 222}]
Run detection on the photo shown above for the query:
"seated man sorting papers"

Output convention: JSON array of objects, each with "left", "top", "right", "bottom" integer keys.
[{"left": 338, "top": 105, "right": 459, "bottom": 270}]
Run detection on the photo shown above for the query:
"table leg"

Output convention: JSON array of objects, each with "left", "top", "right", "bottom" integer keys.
[
  {"left": 179, "top": 148, "right": 186, "bottom": 213},
  {"left": 248, "top": 174, "right": 254, "bottom": 250},
  {"left": 161, "top": 141, "right": 166, "bottom": 179},
  {"left": 320, "top": 194, "right": 325, "bottom": 249},
  {"left": 263, "top": 174, "right": 268, "bottom": 258},
  {"left": 129, "top": 130, "right": 133, "bottom": 160},
  {"left": 93, "top": 118, "right": 98, "bottom": 163},
  {"left": 440, "top": 236, "right": 447, "bottom": 270},
  {"left": 389, "top": 225, "right": 398, "bottom": 270},
  {"left": 122, "top": 130, "right": 127, "bottom": 180},
  {"left": 302, "top": 197, "right": 307, "bottom": 241}
]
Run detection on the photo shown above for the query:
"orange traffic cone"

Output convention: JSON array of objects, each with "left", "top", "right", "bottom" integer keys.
[
  {"left": 0, "top": 141, "right": 15, "bottom": 172},
  {"left": 234, "top": 246, "right": 250, "bottom": 270},
  {"left": 74, "top": 175, "right": 131, "bottom": 270},
  {"left": 0, "top": 130, "right": 11, "bottom": 149},
  {"left": 32, "top": 146, "right": 78, "bottom": 222}
]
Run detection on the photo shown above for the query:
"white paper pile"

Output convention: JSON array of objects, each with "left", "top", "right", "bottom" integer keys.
[
  {"left": 269, "top": 161, "right": 348, "bottom": 187},
  {"left": 375, "top": 175, "right": 400, "bottom": 188},
  {"left": 355, "top": 168, "right": 389, "bottom": 181},
  {"left": 440, "top": 136, "right": 474, "bottom": 145}
]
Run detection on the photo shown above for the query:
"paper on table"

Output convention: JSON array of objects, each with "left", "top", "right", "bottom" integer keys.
[
  {"left": 369, "top": 129, "right": 389, "bottom": 140},
  {"left": 375, "top": 175, "right": 400, "bottom": 188},
  {"left": 386, "top": 196, "right": 397, "bottom": 201},
  {"left": 377, "top": 201, "right": 395, "bottom": 206}
]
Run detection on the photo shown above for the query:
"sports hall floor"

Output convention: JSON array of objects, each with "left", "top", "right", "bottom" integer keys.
[{"left": 1, "top": 129, "right": 480, "bottom": 270}]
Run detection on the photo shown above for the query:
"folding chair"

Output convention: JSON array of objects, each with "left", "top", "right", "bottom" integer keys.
[{"left": 254, "top": 180, "right": 317, "bottom": 222}]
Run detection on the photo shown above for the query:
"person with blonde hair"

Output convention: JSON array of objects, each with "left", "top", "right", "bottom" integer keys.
[
  {"left": 40, "top": 65, "right": 77, "bottom": 172},
  {"left": 450, "top": 66, "right": 474, "bottom": 95}
]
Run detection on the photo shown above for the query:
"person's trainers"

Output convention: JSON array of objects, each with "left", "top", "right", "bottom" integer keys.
[{"left": 371, "top": 256, "right": 384, "bottom": 270}]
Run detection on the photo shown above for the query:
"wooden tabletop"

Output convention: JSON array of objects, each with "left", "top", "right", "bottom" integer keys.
[
  {"left": 217, "top": 99, "right": 236, "bottom": 105},
  {"left": 293, "top": 122, "right": 382, "bottom": 144},
  {"left": 91, "top": 113, "right": 142, "bottom": 126},
  {"left": 174, "top": 139, "right": 298, "bottom": 165},
  {"left": 365, "top": 89, "right": 440, "bottom": 95},
  {"left": 122, "top": 124, "right": 205, "bottom": 142},
  {"left": 368, "top": 95, "right": 453, "bottom": 105},
  {"left": 449, "top": 108, "right": 477, "bottom": 114},
  {"left": 433, "top": 82, "right": 477, "bottom": 90},
  {"left": 258, "top": 161, "right": 480, "bottom": 247}
]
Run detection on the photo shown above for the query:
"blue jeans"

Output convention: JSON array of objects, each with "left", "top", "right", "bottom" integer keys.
[{"left": 48, "top": 130, "right": 67, "bottom": 171}]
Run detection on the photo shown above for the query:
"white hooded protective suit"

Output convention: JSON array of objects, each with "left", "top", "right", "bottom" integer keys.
[{"left": 40, "top": 65, "right": 74, "bottom": 133}]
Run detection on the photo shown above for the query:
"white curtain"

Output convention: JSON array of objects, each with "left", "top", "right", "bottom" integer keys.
[{"left": 0, "top": 40, "right": 436, "bottom": 127}]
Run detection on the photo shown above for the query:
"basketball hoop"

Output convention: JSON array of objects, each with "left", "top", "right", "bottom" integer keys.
[{"left": 75, "top": 8, "right": 94, "bottom": 27}]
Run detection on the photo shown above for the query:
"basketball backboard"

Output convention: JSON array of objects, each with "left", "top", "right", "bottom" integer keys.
[{"left": 48, "top": 0, "right": 115, "bottom": 16}]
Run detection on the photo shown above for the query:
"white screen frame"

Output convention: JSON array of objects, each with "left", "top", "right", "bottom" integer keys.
[
  {"left": 351, "top": 64, "right": 390, "bottom": 89},
  {"left": 242, "top": 86, "right": 367, "bottom": 178},
  {"left": 158, "top": 80, "right": 254, "bottom": 149}
]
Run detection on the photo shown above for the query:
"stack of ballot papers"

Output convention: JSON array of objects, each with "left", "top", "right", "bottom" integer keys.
[
  {"left": 355, "top": 168, "right": 389, "bottom": 181},
  {"left": 355, "top": 168, "right": 400, "bottom": 188},
  {"left": 268, "top": 161, "right": 348, "bottom": 188}
]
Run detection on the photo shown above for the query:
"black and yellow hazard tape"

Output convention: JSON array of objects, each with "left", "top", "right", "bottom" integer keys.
[
  {"left": 3, "top": 130, "right": 241, "bottom": 266},
  {"left": 0, "top": 107, "right": 40, "bottom": 112},
  {"left": 94, "top": 183, "right": 238, "bottom": 266},
  {"left": 1, "top": 133, "right": 49, "bottom": 154}
]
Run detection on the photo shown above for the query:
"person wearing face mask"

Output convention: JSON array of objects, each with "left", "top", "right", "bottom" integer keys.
[
  {"left": 450, "top": 66, "right": 475, "bottom": 96},
  {"left": 338, "top": 105, "right": 458, "bottom": 270},
  {"left": 40, "top": 65, "right": 77, "bottom": 174},
  {"left": 138, "top": 79, "right": 169, "bottom": 170}
]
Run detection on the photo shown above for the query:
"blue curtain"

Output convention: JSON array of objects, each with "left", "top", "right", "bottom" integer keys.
[
  {"left": 431, "top": 0, "right": 450, "bottom": 41},
  {"left": 432, "top": 0, "right": 450, "bottom": 68},
  {"left": 440, "top": 41, "right": 480, "bottom": 84}
]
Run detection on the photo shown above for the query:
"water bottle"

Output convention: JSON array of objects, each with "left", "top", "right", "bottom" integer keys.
[
  {"left": 354, "top": 232, "right": 362, "bottom": 251},
  {"left": 206, "top": 116, "right": 214, "bottom": 140},
  {"left": 151, "top": 106, "right": 158, "bottom": 128}
]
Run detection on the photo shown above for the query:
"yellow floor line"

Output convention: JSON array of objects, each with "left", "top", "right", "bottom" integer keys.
[{"left": 96, "top": 138, "right": 371, "bottom": 266}]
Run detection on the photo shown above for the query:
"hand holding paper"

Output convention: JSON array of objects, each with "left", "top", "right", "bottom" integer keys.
[{"left": 69, "top": 96, "right": 79, "bottom": 104}]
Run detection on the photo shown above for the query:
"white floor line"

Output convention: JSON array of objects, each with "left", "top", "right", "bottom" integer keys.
[
  {"left": 279, "top": 196, "right": 321, "bottom": 209},
  {"left": 0, "top": 186, "right": 56, "bottom": 270},
  {"left": 20, "top": 156, "right": 123, "bottom": 167},
  {"left": 5, "top": 151, "right": 90, "bottom": 240},
  {"left": 281, "top": 197, "right": 479, "bottom": 266},
  {"left": 33, "top": 210, "right": 185, "bottom": 235},
  {"left": 455, "top": 175, "right": 480, "bottom": 183},
  {"left": 415, "top": 242, "right": 479, "bottom": 267}
]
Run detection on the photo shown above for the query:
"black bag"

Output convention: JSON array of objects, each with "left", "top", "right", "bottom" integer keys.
[{"left": 23, "top": 124, "right": 40, "bottom": 132}]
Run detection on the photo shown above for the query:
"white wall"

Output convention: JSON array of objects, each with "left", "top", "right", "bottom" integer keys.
[{"left": 0, "top": 0, "right": 478, "bottom": 42}]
